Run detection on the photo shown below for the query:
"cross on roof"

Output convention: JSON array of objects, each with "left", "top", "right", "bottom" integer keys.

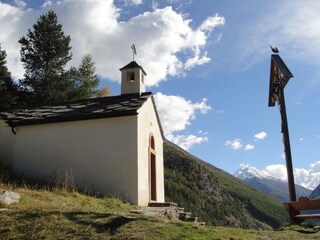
[{"left": 131, "top": 44, "right": 137, "bottom": 61}]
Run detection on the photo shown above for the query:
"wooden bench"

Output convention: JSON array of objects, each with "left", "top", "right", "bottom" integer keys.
[{"left": 284, "top": 197, "right": 320, "bottom": 224}]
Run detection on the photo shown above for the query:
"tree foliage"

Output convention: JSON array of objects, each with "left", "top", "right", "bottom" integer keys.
[
  {"left": 19, "top": 10, "right": 74, "bottom": 105},
  {"left": 96, "top": 85, "right": 112, "bottom": 98},
  {"left": 1, "top": 10, "right": 108, "bottom": 108},
  {"left": 69, "top": 54, "right": 99, "bottom": 99},
  {"left": 0, "top": 45, "right": 18, "bottom": 110},
  {"left": 164, "top": 142, "right": 288, "bottom": 229}
]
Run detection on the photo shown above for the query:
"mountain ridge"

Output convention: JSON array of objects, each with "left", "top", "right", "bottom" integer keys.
[
  {"left": 163, "top": 140, "right": 288, "bottom": 229},
  {"left": 234, "top": 167, "right": 312, "bottom": 202}
]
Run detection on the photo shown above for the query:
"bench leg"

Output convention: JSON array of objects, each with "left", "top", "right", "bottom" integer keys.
[{"left": 288, "top": 205, "right": 301, "bottom": 224}]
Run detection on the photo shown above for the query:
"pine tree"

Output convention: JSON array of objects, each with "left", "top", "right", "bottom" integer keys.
[
  {"left": 19, "top": 10, "right": 73, "bottom": 105},
  {"left": 70, "top": 54, "right": 99, "bottom": 99},
  {"left": 0, "top": 44, "right": 18, "bottom": 111}
]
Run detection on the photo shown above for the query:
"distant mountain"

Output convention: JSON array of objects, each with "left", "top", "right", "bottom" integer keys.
[
  {"left": 309, "top": 184, "right": 320, "bottom": 199},
  {"left": 234, "top": 166, "right": 275, "bottom": 180},
  {"left": 164, "top": 140, "right": 288, "bottom": 230},
  {"left": 234, "top": 167, "right": 312, "bottom": 202}
]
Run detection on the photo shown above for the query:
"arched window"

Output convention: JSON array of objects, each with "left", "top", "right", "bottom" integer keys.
[{"left": 149, "top": 133, "right": 157, "bottom": 201}]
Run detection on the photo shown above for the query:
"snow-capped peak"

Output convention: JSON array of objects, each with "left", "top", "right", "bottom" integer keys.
[{"left": 234, "top": 166, "right": 275, "bottom": 180}]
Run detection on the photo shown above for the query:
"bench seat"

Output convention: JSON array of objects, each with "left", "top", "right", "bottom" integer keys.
[{"left": 283, "top": 197, "right": 320, "bottom": 223}]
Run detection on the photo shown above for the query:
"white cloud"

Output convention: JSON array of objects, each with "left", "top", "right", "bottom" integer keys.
[
  {"left": 0, "top": 1, "right": 225, "bottom": 85},
  {"left": 199, "top": 14, "right": 225, "bottom": 32},
  {"left": 244, "top": 144, "right": 255, "bottom": 151},
  {"left": 184, "top": 51, "right": 210, "bottom": 70},
  {"left": 226, "top": 2, "right": 320, "bottom": 71},
  {"left": 153, "top": 92, "right": 211, "bottom": 150},
  {"left": 167, "top": 134, "right": 208, "bottom": 150},
  {"left": 14, "top": 0, "right": 26, "bottom": 9},
  {"left": 153, "top": 92, "right": 211, "bottom": 135},
  {"left": 123, "top": 0, "right": 143, "bottom": 5},
  {"left": 240, "top": 161, "right": 320, "bottom": 190},
  {"left": 254, "top": 131, "right": 267, "bottom": 140},
  {"left": 294, "top": 161, "right": 320, "bottom": 190},
  {"left": 225, "top": 139, "right": 242, "bottom": 150},
  {"left": 265, "top": 164, "right": 288, "bottom": 181}
]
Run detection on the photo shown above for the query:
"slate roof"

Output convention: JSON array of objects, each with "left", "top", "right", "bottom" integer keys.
[
  {"left": 119, "top": 61, "right": 147, "bottom": 75},
  {"left": 0, "top": 92, "right": 153, "bottom": 127}
]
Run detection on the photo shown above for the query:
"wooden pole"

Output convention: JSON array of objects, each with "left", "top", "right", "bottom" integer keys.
[{"left": 278, "top": 85, "right": 297, "bottom": 202}]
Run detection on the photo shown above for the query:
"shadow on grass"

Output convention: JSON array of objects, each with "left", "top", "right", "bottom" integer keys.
[
  {"left": 64, "top": 211, "right": 113, "bottom": 233},
  {"left": 6, "top": 210, "right": 147, "bottom": 235},
  {"left": 294, "top": 229, "right": 318, "bottom": 234},
  {"left": 105, "top": 215, "right": 145, "bottom": 235}
]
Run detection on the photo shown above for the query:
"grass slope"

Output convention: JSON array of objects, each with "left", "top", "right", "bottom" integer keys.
[
  {"left": 164, "top": 141, "right": 288, "bottom": 229},
  {"left": 1, "top": 160, "right": 320, "bottom": 239},
  {"left": 2, "top": 184, "right": 320, "bottom": 239}
]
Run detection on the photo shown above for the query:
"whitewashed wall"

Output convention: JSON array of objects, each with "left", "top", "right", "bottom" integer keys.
[
  {"left": 0, "top": 98, "right": 165, "bottom": 206},
  {"left": 12, "top": 116, "right": 140, "bottom": 204},
  {"left": 0, "top": 120, "right": 15, "bottom": 164},
  {"left": 137, "top": 98, "right": 165, "bottom": 206}
]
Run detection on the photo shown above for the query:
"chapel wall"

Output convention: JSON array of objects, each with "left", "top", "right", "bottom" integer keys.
[
  {"left": 137, "top": 97, "right": 165, "bottom": 206},
  {"left": 12, "top": 116, "right": 139, "bottom": 204},
  {"left": 0, "top": 119, "right": 15, "bottom": 165}
]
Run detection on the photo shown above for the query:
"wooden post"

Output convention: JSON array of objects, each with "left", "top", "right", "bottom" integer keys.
[
  {"left": 278, "top": 86, "right": 297, "bottom": 202},
  {"left": 268, "top": 52, "right": 296, "bottom": 203}
]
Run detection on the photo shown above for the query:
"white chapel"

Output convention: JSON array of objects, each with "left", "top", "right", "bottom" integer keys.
[{"left": 0, "top": 61, "right": 165, "bottom": 206}]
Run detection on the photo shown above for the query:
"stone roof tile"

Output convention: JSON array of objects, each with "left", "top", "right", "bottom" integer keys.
[{"left": 0, "top": 92, "right": 152, "bottom": 127}]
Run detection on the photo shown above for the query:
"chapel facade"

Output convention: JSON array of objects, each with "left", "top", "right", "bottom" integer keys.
[{"left": 0, "top": 61, "right": 165, "bottom": 206}]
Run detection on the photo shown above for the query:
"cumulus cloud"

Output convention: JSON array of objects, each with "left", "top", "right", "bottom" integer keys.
[
  {"left": 265, "top": 164, "right": 288, "bottom": 181},
  {"left": 244, "top": 144, "right": 255, "bottom": 151},
  {"left": 153, "top": 92, "right": 211, "bottom": 150},
  {"left": 239, "top": 161, "right": 320, "bottom": 190},
  {"left": 254, "top": 131, "right": 267, "bottom": 140},
  {"left": 153, "top": 92, "right": 211, "bottom": 134},
  {"left": 226, "top": 132, "right": 267, "bottom": 151},
  {"left": 0, "top": 1, "right": 225, "bottom": 85},
  {"left": 167, "top": 134, "right": 208, "bottom": 150},
  {"left": 225, "top": 139, "right": 242, "bottom": 150},
  {"left": 123, "top": 0, "right": 143, "bottom": 5},
  {"left": 294, "top": 161, "right": 320, "bottom": 190},
  {"left": 14, "top": 0, "right": 26, "bottom": 9}
]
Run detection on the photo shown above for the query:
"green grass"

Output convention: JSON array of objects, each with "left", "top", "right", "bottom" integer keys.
[
  {"left": 1, "top": 153, "right": 319, "bottom": 239},
  {"left": 1, "top": 184, "right": 320, "bottom": 239}
]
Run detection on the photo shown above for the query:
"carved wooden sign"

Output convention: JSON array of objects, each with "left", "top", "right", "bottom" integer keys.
[{"left": 268, "top": 54, "right": 293, "bottom": 107}]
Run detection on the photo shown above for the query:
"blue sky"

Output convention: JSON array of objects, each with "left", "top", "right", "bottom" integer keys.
[{"left": 1, "top": 0, "right": 320, "bottom": 189}]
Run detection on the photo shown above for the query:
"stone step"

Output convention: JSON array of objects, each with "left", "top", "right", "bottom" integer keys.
[
  {"left": 197, "top": 222, "right": 206, "bottom": 226},
  {"left": 142, "top": 202, "right": 205, "bottom": 226},
  {"left": 178, "top": 212, "right": 192, "bottom": 220},
  {"left": 148, "top": 202, "right": 178, "bottom": 207}
]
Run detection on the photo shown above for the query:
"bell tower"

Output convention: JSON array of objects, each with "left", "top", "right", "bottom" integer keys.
[{"left": 120, "top": 61, "right": 147, "bottom": 95}]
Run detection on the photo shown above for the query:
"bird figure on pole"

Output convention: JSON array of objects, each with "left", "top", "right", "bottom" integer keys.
[{"left": 270, "top": 45, "right": 280, "bottom": 53}]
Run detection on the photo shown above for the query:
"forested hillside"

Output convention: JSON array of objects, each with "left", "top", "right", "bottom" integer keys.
[{"left": 164, "top": 140, "right": 288, "bottom": 229}]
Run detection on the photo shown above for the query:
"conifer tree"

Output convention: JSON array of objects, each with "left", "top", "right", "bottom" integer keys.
[
  {"left": 0, "top": 44, "right": 18, "bottom": 110},
  {"left": 69, "top": 54, "right": 99, "bottom": 99},
  {"left": 19, "top": 10, "right": 73, "bottom": 105}
]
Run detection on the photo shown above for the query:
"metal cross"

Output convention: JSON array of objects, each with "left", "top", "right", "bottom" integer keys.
[{"left": 131, "top": 44, "right": 137, "bottom": 61}]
